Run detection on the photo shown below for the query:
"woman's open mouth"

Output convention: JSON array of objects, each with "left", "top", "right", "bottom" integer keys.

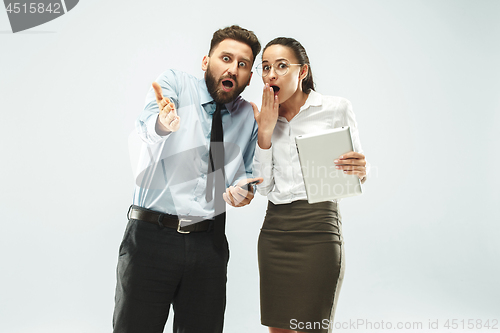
[
  {"left": 271, "top": 85, "right": 280, "bottom": 96},
  {"left": 221, "top": 79, "right": 235, "bottom": 92}
]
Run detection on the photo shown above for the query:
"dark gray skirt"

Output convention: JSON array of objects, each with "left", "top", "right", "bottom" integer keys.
[{"left": 258, "top": 200, "right": 345, "bottom": 333}]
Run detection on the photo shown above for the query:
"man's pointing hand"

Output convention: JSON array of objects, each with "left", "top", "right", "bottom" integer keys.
[{"left": 153, "top": 82, "right": 180, "bottom": 134}]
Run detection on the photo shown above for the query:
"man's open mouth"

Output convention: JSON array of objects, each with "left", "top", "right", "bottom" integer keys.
[
  {"left": 271, "top": 85, "right": 280, "bottom": 95},
  {"left": 221, "top": 79, "right": 234, "bottom": 92}
]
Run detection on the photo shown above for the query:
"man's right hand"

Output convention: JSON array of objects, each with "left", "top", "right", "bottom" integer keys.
[{"left": 153, "top": 82, "right": 180, "bottom": 134}]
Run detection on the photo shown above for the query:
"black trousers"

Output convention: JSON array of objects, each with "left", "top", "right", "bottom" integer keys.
[{"left": 113, "top": 210, "right": 229, "bottom": 333}]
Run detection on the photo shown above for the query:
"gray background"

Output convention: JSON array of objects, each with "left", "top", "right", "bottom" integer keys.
[{"left": 1, "top": 0, "right": 499, "bottom": 332}]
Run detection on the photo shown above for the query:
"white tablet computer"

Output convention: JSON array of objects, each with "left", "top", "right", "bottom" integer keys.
[{"left": 295, "top": 126, "right": 362, "bottom": 203}]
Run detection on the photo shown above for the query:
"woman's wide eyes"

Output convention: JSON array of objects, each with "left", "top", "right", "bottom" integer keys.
[{"left": 223, "top": 56, "right": 230, "bottom": 62}]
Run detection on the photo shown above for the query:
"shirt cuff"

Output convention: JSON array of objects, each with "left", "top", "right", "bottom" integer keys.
[
  {"left": 362, "top": 161, "right": 371, "bottom": 183},
  {"left": 255, "top": 143, "right": 273, "bottom": 164},
  {"left": 147, "top": 114, "right": 171, "bottom": 141}
]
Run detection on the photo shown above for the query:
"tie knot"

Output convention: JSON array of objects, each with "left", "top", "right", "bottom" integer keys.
[{"left": 215, "top": 102, "right": 223, "bottom": 114}]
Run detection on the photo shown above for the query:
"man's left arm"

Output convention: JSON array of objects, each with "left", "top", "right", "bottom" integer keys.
[{"left": 223, "top": 118, "right": 263, "bottom": 207}]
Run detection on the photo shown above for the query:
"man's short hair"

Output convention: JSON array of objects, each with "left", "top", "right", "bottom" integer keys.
[{"left": 209, "top": 25, "right": 261, "bottom": 64}]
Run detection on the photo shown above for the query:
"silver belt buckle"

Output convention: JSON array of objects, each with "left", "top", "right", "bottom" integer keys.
[{"left": 177, "top": 218, "right": 192, "bottom": 234}]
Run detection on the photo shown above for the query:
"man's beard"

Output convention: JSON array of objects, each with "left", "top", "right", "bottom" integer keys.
[{"left": 205, "top": 64, "right": 249, "bottom": 104}]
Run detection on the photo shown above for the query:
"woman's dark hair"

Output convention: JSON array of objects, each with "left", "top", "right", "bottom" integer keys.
[{"left": 263, "top": 37, "right": 315, "bottom": 94}]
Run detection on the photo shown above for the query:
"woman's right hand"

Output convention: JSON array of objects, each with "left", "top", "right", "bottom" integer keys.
[{"left": 251, "top": 84, "right": 279, "bottom": 149}]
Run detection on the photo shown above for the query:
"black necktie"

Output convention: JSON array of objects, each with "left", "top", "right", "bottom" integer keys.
[{"left": 206, "top": 103, "right": 226, "bottom": 251}]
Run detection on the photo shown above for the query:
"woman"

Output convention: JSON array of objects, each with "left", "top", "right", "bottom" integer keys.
[{"left": 251, "top": 37, "right": 368, "bottom": 333}]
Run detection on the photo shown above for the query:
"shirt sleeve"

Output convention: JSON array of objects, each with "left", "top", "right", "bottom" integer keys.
[
  {"left": 229, "top": 114, "right": 259, "bottom": 188},
  {"left": 135, "top": 70, "right": 180, "bottom": 145},
  {"left": 342, "top": 98, "right": 370, "bottom": 178},
  {"left": 253, "top": 142, "right": 275, "bottom": 195}
]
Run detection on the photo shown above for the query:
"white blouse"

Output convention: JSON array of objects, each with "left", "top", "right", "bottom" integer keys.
[{"left": 253, "top": 90, "right": 365, "bottom": 205}]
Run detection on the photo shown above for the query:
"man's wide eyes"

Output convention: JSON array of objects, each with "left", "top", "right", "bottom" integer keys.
[{"left": 221, "top": 56, "right": 246, "bottom": 68}]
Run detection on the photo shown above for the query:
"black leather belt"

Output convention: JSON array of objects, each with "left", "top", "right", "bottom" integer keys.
[{"left": 128, "top": 206, "right": 212, "bottom": 234}]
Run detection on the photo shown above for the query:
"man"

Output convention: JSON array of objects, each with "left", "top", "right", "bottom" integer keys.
[{"left": 113, "top": 25, "right": 262, "bottom": 333}]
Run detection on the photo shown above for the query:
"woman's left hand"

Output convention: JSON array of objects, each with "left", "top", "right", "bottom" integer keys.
[{"left": 334, "top": 151, "right": 367, "bottom": 182}]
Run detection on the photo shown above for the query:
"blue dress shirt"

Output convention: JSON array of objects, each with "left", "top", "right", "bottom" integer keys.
[{"left": 132, "top": 69, "right": 258, "bottom": 222}]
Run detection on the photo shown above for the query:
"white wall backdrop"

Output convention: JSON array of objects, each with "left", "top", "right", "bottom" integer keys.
[{"left": 1, "top": 0, "right": 499, "bottom": 332}]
